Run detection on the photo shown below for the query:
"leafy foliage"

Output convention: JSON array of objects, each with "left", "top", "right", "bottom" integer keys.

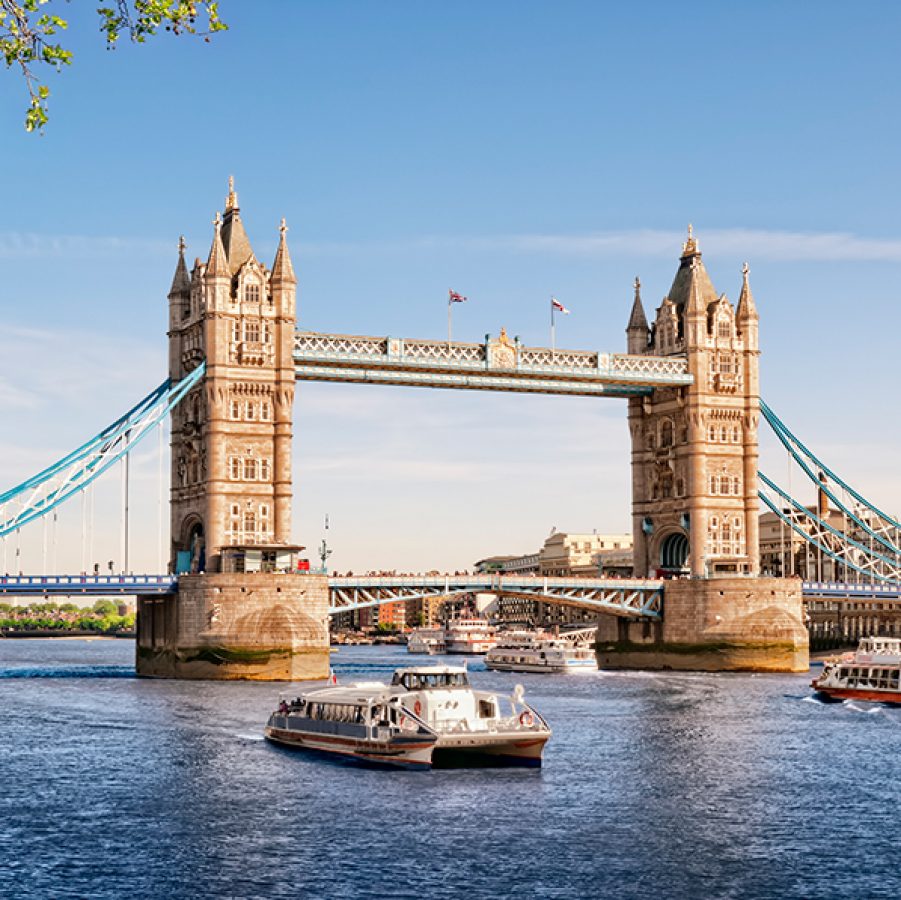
[
  {"left": 0, "top": 598, "right": 136, "bottom": 633},
  {"left": 0, "top": 1, "right": 226, "bottom": 131}
]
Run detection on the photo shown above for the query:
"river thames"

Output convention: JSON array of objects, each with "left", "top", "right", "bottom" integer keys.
[{"left": 0, "top": 639, "right": 898, "bottom": 899}]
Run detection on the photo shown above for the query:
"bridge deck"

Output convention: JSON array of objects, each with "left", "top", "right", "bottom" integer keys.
[{"left": 294, "top": 332, "right": 693, "bottom": 397}]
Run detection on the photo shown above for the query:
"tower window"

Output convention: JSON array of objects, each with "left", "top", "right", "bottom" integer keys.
[
  {"left": 232, "top": 321, "right": 241, "bottom": 342},
  {"left": 243, "top": 510, "right": 256, "bottom": 535},
  {"left": 246, "top": 401, "right": 256, "bottom": 421},
  {"left": 718, "top": 320, "right": 731, "bottom": 339},
  {"left": 260, "top": 459, "right": 271, "bottom": 480},
  {"left": 230, "top": 458, "right": 241, "bottom": 480},
  {"left": 245, "top": 321, "right": 261, "bottom": 343},
  {"left": 231, "top": 400, "right": 241, "bottom": 420},
  {"left": 260, "top": 402, "right": 271, "bottom": 421},
  {"left": 245, "top": 283, "right": 261, "bottom": 304},
  {"left": 244, "top": 459, "right": 258, "bottom": 480}
]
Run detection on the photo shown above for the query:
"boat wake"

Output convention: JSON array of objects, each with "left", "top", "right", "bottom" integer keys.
[{"left": 0, "top": 665, "right": 135, "bottom": 680}]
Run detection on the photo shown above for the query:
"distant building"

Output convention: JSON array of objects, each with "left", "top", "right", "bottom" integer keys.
[{"left": 538, "top": 531, "right": 633, "bottom": 576}]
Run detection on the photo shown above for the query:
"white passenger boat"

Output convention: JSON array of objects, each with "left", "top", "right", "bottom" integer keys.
[
  {"left": 811, "top": 636, "right": 901, "bottom": 704},
  {"left": 265, "top": 665, "right": 551, "bottom": 768},
  {"left": 486, "top": 627, "right": 598, "bottom": 674},
  {"left": 444, "top": 616, "right": 497, "bottom": 654},
  {"left": 407, "top": 627, "right": 446, "bottom": 655}
]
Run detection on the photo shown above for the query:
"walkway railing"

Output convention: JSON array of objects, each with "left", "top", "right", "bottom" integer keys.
[{"left": 294, "top": 332, "right": 692, "bottom": 397}]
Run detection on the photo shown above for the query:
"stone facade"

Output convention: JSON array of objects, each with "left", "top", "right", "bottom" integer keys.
[
  {"left": 167, "top": 178, "right": 296, "bottom": 574},
  {"left": 137, "top": 573, "right": 329, "bottom": 680},
  {"left": 595, "top": 577, "right": 808, "bottom": 672},
  {"left": 627, "top": 231, "right": 760, "bottom": 578}
]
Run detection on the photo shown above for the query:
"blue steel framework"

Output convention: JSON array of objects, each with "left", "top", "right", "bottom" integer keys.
[
  {"left": 3, "top": 330, "right": 901, "bottom": 601},
  {"left": 0, "top": 364, "right": 206, "bottom": 539}
]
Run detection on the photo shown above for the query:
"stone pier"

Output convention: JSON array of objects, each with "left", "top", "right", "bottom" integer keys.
[
  {"left": 596, "top": 577, "right": 808, "bottom": 672},
  {"left": 136, "top": 573, "right": 330, "bottom": 680}
]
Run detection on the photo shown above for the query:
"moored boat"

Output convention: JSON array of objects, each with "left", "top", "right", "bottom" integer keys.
[
  {"left": 486, "top": 627, "right": 598, "bottom": 674},
  {"left": 444, "top": 616, "right": 497, "bottom": 654},
  {"left": 811, "top": 636, "right": 901, "bottom": 704},
  {"left": 406, "top": 627, "right": 446, "bottom": 655}
]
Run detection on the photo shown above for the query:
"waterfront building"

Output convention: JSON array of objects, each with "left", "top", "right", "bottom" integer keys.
[{"left": 538, "top": 531, "right": 633, "bottom": 576}]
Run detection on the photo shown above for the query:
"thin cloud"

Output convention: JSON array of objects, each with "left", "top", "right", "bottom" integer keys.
[{"left": 5, "top": 227, "right": 901, "bottom": 263}]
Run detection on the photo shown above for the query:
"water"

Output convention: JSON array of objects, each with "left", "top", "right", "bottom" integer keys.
[{"left": 1, "top": 640, "right": 899, "bottom": 900}]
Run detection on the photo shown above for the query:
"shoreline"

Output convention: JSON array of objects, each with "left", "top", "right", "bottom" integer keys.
[{"left": 1, "top": 632, "right": 136, "bottom": 641}]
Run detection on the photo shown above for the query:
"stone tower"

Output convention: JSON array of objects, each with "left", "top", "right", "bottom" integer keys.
[
  {"left": 138, "top": 181, "right": 330, "bottom": 681},
  {"left": 167, "top": 178, "right": 297, "bottom": 573},
  {"left": 626, "top": 228, "right": 761, "bottom": 578}
]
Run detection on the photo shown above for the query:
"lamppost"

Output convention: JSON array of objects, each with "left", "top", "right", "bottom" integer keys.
[{"left": 318, "top": 513, "right": 332, "bottom": 574}]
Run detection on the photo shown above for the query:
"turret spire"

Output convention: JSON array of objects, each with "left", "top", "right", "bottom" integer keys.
[
  {"left": 168, "top": 235, "right": 190, "bottom": 298},
  {"left": 626, "top": 275, "right": 649, "bottom": 353},
  {"left": 271, "top": 217, "right": 297, "bottom": 285},
  {"left": 736, "top": 261, "right": 758, "bottom": 320},
  {"left": 206, "top": 212, "right": 229, "bottom": 277}
]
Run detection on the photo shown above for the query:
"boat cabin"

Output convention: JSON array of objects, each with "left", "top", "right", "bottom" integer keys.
[{"left": 391, "top": 668, "right": 470, "bottom": 690}]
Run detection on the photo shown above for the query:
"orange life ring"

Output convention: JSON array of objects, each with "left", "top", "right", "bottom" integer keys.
[
  {"left": 414, "top": 699, "right": 422, "bottom": 716},
  {"left": 519, "top": 710, "right": 534, "bottom": 727}
]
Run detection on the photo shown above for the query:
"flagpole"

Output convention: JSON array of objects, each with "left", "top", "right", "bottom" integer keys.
[
  {"left": 448, "top": 294, "right": 452, "bottom": 343},
  {"left": 550, "top": 297, "right": 555, "bottom": 351}
]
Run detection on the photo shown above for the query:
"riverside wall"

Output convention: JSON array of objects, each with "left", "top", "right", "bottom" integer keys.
[
  {"left": 136, "top": 573, "right": 330, "bottom": 680},
  {"left": 596, "top": 576, "right": 808, "bottom": 672}
]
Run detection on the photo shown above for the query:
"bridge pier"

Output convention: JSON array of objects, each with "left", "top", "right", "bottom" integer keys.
[
  {"left": 596, "top": 577, "right": 808, "bottom": 672},
  {"left": 136, "top": 574, "right": 330, "bottom": 680}
]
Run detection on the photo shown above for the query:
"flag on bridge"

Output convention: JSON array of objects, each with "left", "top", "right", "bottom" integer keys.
[
  {"left": 449, "top": 289, "right": 468, "bottom": 303},
  {"left": 551, "top": 297, "right": 570, "bottom": 314}
]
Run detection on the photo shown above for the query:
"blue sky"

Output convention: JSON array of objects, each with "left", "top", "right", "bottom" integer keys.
[{"left": 3, "top": 1, "right": 901, "bottom": 573}]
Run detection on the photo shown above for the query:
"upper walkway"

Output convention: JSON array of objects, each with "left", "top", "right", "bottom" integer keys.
[{"left": 293, "top": 332, "right": 693, "bottom": 397}]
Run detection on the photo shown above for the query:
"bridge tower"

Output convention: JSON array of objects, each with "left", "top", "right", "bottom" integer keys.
[
  {"left": 627, "top": 228, "right": 760, "bottom": 578},
  {"left": 601, "top": 229, "right": 808, "bottom": 672},
  {"left": 167, "top": 178, "right": 296, "bottom": 574},
  {"left": 137, "top": 180, "right": 329, "bottom": 680}
]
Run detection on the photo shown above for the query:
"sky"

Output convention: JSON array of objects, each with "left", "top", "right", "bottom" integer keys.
[{"left": 3, "top": 0, "right": 901, "bottom": 574}]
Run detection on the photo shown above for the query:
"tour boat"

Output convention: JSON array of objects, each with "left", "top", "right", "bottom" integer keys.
[
  {"left": 406, "top": 627, "right": 446, "bottom": 655},
  {"left": 486, "top": 627, "right": 598, "bottom": 674},
  {"left": 265, "top": 664, "right": 551, "bottom": 768},
  {"left": 811, "top": 636, "right": 901, "bottom": 704},
  {"left": 443, "top": 616, "right": 497, "bottom": 654}
]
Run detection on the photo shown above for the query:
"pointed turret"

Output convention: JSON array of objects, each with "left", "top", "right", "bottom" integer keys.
[
  {"left": 736, "top": 262, "right": 758, "bottom": 320},
  {"left": 271, "top": 218, "right": 297, "bottom": 285},
  {"left": 219, "top": 175, "right": 255, "bottom": 274},
  {"left": 667, "top": 225, "right": 718, "bottom": 318},
  {"left": 168, "top": 236, "right": 191, "bottom": 299},
  {"left": 626, "top": 276, "right": 649, "bottom": 353},
  {"left": 206, "top": 212, "right": 229, "bottom": 278}
]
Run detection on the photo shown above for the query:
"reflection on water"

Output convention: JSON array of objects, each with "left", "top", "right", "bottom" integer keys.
[{"left": 0, "top": 639, "right": 899, "bottom": 900}]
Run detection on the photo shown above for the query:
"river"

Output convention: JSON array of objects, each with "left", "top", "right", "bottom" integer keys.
[{"left": 0, "top": 639, "right": 898, "bottom": 899}]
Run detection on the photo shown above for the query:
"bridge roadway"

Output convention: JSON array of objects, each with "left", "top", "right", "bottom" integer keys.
[{"left": 3, "top": 575, "right": 901, "bottom": 619}]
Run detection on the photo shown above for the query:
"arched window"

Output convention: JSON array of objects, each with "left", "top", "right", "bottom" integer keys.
[
  {"left": 720, "top": 426, "right": 728, "bottom": 442},
  {"left": 660, "top": 419, "right": 674, "bottom": 448}
]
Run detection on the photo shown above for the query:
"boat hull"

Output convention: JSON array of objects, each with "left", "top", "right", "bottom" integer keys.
[
  {"left": 810, "top": 684, "right": 901, "bottom": 705},
  {"left": 485, "top": 659, "right": 597, "bottom": 674},
  {"left": 264, "top": 726, "right": 435, "bottom": 770},
  {"left": 432, "top": 731, "right": 550, "bottom": 768}
]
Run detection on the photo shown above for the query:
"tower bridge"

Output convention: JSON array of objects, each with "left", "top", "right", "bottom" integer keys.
[{"left": 14, "top": 180, "right": 876, "bottom": 677}]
